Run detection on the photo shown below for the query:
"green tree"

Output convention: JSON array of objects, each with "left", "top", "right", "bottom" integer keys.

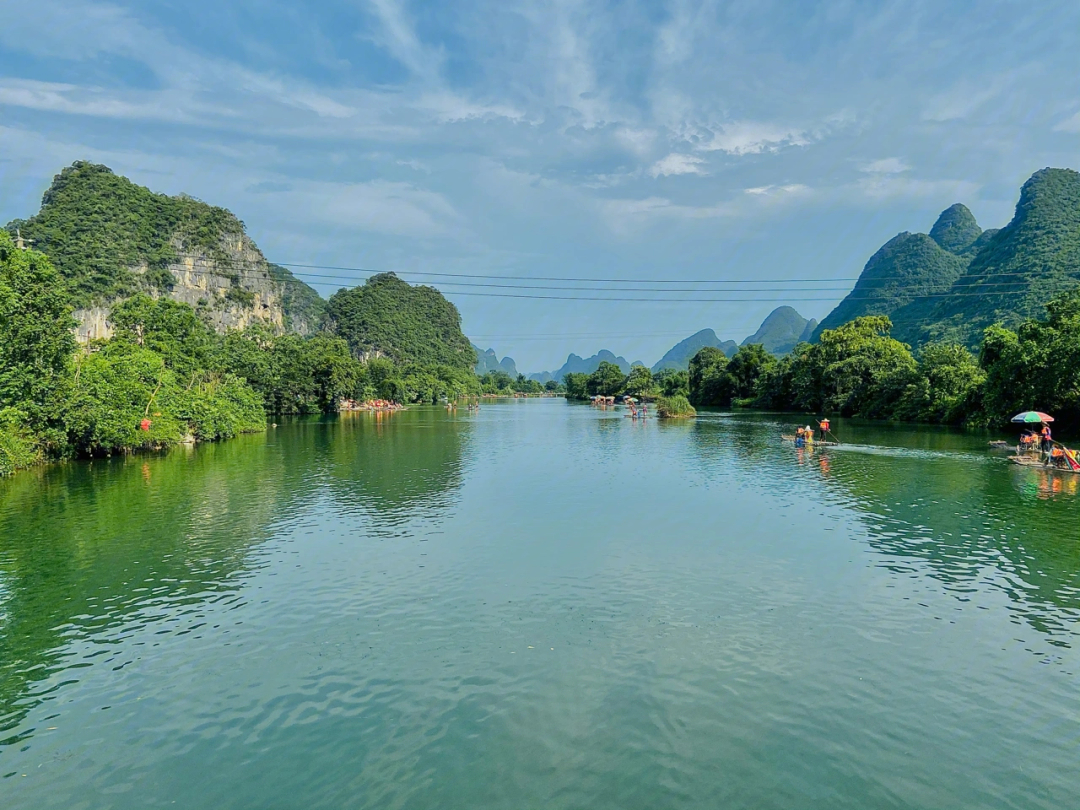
[
  {"left": 563, "top": 373, "right": 590, "bottom": 400},
  {"left": 587, "top": 361, "right": 627, "bottom": 396},
  {"left": 979, "top": 289, "right": 1080, "bottom": 426},
  {"left": 792, "top": 316, "right": 916, "bottom": 416},
  {"left": 654, "top": 368, "right": 689, "bottom": 398},
  {"left": 723, "top": 344, "right": 776, "bottom": 403},
  {"left": 110, "top": 293, "right": 218, "bottom": 376},
  {"left": 894, "top": 343, "right": 985, "bottom": 424},
  {"left": 688, "top": 346, "right": 729, "bottom": 406},
  {"left": 0, "top": 233, "right": 76, "bottom": 447},
  {"left": 624, "top": 365, "right": 655, "bottom": 397}
]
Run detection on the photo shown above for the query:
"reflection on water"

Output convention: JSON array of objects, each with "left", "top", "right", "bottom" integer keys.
[
  {"left": 1, "top": 402, "right": 1079, "bottom": 809},
  {"left": 322, "top": 409, "right": 470, "bottom": 531},
  {"left": 688, "top": 414, "right": 1080, "bottom": 649}
]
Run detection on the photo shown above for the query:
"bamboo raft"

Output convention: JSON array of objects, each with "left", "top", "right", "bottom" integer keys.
[
  {"left": 781, "top": 435, "right": 840, "bottom": 447},
  {"left": 1008, "top": 454, "right": 1080, "bottom": 474}
]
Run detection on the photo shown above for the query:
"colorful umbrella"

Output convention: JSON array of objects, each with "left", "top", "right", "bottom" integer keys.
[{"left": 1011, "top": 411, "right": 1054, "bottom": 423}]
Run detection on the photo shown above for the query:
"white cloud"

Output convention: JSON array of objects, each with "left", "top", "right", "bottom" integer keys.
[
  {"left": 364, "top": 0, "right": 443, "bottom": 81},
  {"left": 861, "top": 157, "right": 910, "bottom": 174},
  {"left": 695, "top": 121, "right": 813, "bottom": 155},
  {"left": 649, "top": 153, "right": 706, "bottom": 178},
  {"left": 1053, "top": 110, "right": 1080, "bottom": 133},
  {"left": 744, "top": 184, "right": 811, "bottom": 196}
]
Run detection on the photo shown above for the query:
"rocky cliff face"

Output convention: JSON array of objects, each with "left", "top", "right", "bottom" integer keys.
[
  {"left": 7, "top": 161, "right": 324, "bottom": 342},
  {"left": 73, "top": 233, "right": 301, "bottom": 341}
]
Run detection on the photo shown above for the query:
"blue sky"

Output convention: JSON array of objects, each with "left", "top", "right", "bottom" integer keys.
[{"left": 1, "top": 0, "right": 1078, "bottom": 372}]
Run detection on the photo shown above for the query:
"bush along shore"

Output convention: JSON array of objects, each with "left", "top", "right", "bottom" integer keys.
[{"left": 0, "top": 233, "right": 483, "bottom": 476}]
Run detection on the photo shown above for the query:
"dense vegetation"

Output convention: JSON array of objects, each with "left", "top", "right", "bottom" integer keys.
[
  {"left": 687, "top": 289, "right": 1080, "bottom": 430},
  {"left": 816, "top": 171, "right": 1080, "bottom": 351},
  {"left": 655, "top": 395, "right": 696, "bottom": 418},
  {"left": 267, "top": 264, "right": 327, "bottom": 333},
  {"left": 920, "top": 168, "right": 1080, "bottom": 347},
  {"left": 813, "top": 233, "right": 968, "bottom": 340},
  {"left": 0, "top": 233, "right": 486, "bottom": 476},
  {"left": 478, "top": 370, "right": 561, "bottom": 395},
  {"left": 327, "top": 273, "right": 476, "bottom": 370},
  {"left": 6, "top": 162, "right": 244, "bottom": 307},
  {"left": 562, "top": 363, "right": 688, "bottom": 402},
  {"left": 4, "top": 162, "right": 323, "bottom": 332}
]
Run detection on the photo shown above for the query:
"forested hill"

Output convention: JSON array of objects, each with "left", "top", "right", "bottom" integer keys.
[
  {"left": 652, "top": 330, "right": 737, "bottom": 372},
  {"left": 741, "top": 306, "right": 814, "bottom": 354},
  {"left": 4, "top": 162, "right": 323, "bottom": 335},
  {"left": 812, "top": 206, "right": 974, "bottom": 341},
  {"left": 326, "top": 273, "right": 476, "bottom": 370},
  {"left": 912, "top": 168, "right": 1080, "bottom": 347}
]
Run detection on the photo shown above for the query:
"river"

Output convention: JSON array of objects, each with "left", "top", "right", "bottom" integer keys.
[{"left": 2, "top": 400, "right": 1079, "bottom": 809}]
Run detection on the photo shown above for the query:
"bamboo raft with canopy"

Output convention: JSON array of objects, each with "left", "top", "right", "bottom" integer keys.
[{"left": 1005, "top": 411, "right": 1080, "bottom": 473}]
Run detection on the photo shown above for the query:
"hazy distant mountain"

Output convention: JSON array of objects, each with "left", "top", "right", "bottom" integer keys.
[
  {"left": 543, "top": 350, "right": 632, "bottom": 381},
  {"left": 798, "top": 318, "right": 818, "bottom": 342},
  {"left": 528, "top": 371, "right": 554, "bottom": 384},
  {"left": 741, "top": 306, "right": 811, "bottom": 355},
  {"left": 473, "top": 344, "right": 518, "bottom": 377},
  {"left": 652, "top": 329, "right": 737, "bottom": 372}
]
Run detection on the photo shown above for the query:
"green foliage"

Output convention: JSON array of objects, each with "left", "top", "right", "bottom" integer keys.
[
  {"left": 979, "top": 289, "right": 1080, "bottom": 427},
  {"left": 563, "top": 372, "right": 590, "bottom": 400},
  {"left": 110, "top": 294, "right": 217, "bottom": 376},
  {"left": 687, "top": 346, "right": 729, "bottom": 406},
  {"left": 225, "top": 286, "right": 256, "bottom": 308},
  {"left": 0, "top": 233, "right": 76, "bottom": 436},
  {"left": 794, "top": 316, "right": 916, "bottom": 417},
  {"left": 0, "top": 408, "right": 43, "bottom": 476},
  {"left": 7, "top": 162, "right": 243, "bottom": 307},
  {"left": 656, "top": 395, "right": 696, "bottom": 417},
  {"left": 219, "top": 327, "right": 364, "bottom": 414},
  {"left": 654, "top": 368, "right": 689, "bottom": 397},
  {"left": 267, "top": 264, "right": 326, "bottom": 333},
  {"left": 924, "top": 168, "right": 1080, "bottom": 347},
  {"left": 893, "top": 343, "right": 985, "bottom": 424},
  {"left": 327, "top": 273, "right": 476, "bottom": 370},
  {"left": 815, "top": 233, "right": 967, "bottom": 342},
  {"left": 399, "top": 363, "right": 480, "bottom": 403},
  {"left": 63, "top": 343, "right": 264, "bottom": 454},
  {"left": 623, "top": 365, "right": 655, "bottom": 397},
  {"left": 689, "top": 344, "right": 775, "bottom": 407},
  {"left": 586, "top": 361, "right": 627, "bottom": 396}
]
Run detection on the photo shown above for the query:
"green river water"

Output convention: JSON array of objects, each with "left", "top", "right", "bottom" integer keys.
[{"left": 1, "top": 399, "right": 1079, "bottom": 809}]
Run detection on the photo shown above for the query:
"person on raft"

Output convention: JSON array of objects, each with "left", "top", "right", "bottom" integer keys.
[
  {"left": 818, "top": 417, "right": 830, "bottom": 441},
  {"left": 1041, "top": 424, "right": 1053, "bottom": 457}
]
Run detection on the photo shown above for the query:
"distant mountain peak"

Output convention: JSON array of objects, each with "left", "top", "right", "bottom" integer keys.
[
  {"left": 741, "top": 306, "right": 809, "bottom": 354},
  {"left": 929, "top": 203, "right": 982, "bottom": 255},
  {"left": 652, "top": 328, "right": 737, "bottom": 372}
]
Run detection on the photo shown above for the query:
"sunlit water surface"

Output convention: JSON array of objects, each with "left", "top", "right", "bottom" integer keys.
[{"left": 2, "top": 401, "right": 1079, "bottom": 809}]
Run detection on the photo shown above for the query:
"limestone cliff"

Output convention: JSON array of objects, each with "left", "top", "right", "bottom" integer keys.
[{"left": 6, "top": 162, "right": 324, "bottom": 341}]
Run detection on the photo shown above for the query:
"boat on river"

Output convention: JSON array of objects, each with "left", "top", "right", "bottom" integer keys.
[
  {"left": 781, "top": 435, "right": 840, "bottom": 447},
  {"left": 1009, "top": 453, "right": 1080, "bottom": 474}
]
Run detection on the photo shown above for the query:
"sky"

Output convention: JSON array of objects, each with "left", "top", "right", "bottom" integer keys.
[{"left": 1, "top": 0, "right": 1079, "bottom": 372}]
